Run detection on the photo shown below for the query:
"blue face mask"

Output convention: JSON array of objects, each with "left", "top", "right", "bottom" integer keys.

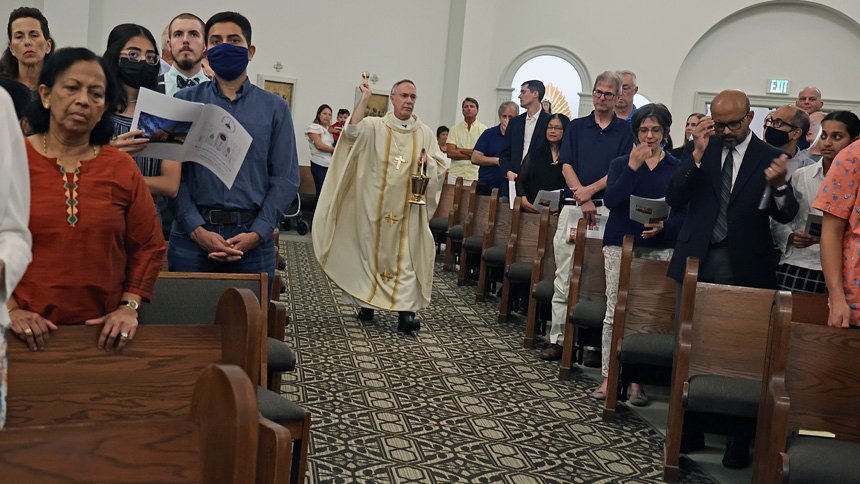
[{"left": 206, "top": 42, "right": 249, "bottom": 81}]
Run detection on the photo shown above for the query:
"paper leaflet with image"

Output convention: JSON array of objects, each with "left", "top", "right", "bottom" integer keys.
[
  {"left": 534, "top": 189, "right": 563, "bottom": 212},
  {"left": 629, "top": 195, "right": 670, "bottom": 225},
  {"left": 130, "top": 88, "right": 252, "bottom": 189},
  {"left": 564, "top": 205, "right": 606, "bottom": 241}
]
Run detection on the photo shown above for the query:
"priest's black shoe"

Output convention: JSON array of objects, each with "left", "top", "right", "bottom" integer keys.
[
  {"left": 721, "top": 436, "right": 750, "bottom": 469},
  {"left": 357, "top": 308, "right": 374, "bottom": 321},
  {"left": 397, "top": 312, "right": 421, "bottom": 333}
]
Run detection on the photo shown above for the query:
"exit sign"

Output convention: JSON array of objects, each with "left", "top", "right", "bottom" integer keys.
[{"left": 769, "top": 79, "right": 790, "bottom": 95}]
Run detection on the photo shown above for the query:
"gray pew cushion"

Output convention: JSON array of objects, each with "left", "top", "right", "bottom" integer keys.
[
  {"left": 257, "top": 387, "right": 308, "bottom": 422},
  {"left": 448, "top": 224, "right": 464, "bottom": 241},
  {"left": 533, "top": 278, "right": 554, "bottom": 302},
  {"left": 570, "top": 300, "right": 606, "bottom": 329},
  {"left": 786, "top": 435, "right": 860, "bottom": 484},
  {"left": 139, "top": 278, "right": 262, "bottom": 325},
  {"left": 507, "top": 261, "right": 533, "bottom": 283},
  {"left": 619, "top": 333, "right": 674, "bottom": 367},
  {"left": 267, "top": 338, "right": 297, "bottom": 372},
  {"left": 464, "top": 235, "right": 484, "bottom": 253},
  {"left": 482, "top": 245, "right": 506, "bottom": 266},
  {"left": 429, "top": 217, "right": 448, "bottom": 233},
  {"left": 685, "top": 375, "right": 760, "bottom": 418}
]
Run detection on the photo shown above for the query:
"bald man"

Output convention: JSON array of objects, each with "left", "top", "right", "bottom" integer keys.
[
  {"left": 665, "top": 89, "right": 798, "bottom": 469},
  {"left": 796, "top": 85, "right": 823, "bottom": 115}
]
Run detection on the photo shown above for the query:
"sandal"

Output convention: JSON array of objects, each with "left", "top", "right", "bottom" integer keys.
[
  {"left": 591, "top": 388, "right": 606, "bottom": 400},
  {"left": 629, "top": 394, "right": 649, "bottom": 407}
]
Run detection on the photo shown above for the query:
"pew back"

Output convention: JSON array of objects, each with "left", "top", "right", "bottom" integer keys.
[
  {"left": 432, "top": 181, "right": 456, "bottom": 220},
  {"left": 6, "top": 288, "right": 262, "bottom": 427},
  {"left": 0, "top": 364, "right": 260, "bottom": 484}
]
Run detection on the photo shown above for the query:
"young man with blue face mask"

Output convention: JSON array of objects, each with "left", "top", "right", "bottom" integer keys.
[{"left": 167, "top": 11, "right": 299, "bottom": 293}]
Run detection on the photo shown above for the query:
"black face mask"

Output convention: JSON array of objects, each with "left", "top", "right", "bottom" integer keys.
[
  {"left": 117, "top": 58, "right": 159, "bottom": 88},
  {"left": 764, "top": 126, "right": 792, "bottom": 148}
]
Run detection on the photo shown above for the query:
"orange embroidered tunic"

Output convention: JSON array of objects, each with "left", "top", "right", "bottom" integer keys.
[{"left": 13, "top": 139, "right": 165, "bottom": 324}]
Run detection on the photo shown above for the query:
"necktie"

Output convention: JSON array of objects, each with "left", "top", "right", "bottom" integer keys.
[
  {"left": 176, "top": 75, "right": 199, "bottom": 89},
  {"left": 711, "top": 149, "right": 733, "bottom": 243}
]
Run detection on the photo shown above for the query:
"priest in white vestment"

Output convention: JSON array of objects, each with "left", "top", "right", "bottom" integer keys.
[{"left": 313, "top": 79, "right": 446, "bottom": 333}]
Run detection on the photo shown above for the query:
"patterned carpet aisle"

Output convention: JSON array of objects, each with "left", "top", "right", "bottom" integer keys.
[{"left": 278, "top": 240, "right": 716, "bottom": 484}]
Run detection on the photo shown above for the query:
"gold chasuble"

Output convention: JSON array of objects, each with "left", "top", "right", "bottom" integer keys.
[{"left": 313, "top": 112, "right": 447, "bottom": 311}]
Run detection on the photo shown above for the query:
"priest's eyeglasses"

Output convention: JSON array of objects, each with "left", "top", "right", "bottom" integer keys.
[
  {"left": 122, "top": 48, "right": 160, "bottom": 65},
  {"left": 713, "top": 113, "right": 749, "bottom": 131}
]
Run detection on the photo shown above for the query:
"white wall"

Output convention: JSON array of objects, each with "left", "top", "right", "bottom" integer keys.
[
  {"left": 4, "top": 0, "right": 860, "bottom": 155},
  {"left": 460, "top": 0, "right": 860, "bottom": 143}
]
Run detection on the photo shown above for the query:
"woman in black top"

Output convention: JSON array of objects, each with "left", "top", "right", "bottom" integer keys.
[{"left": 517, "top": 114, "right": 569, "bottom": 213}]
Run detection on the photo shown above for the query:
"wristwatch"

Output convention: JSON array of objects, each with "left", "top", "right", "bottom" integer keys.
[{"left": 118, "top": 300, "right": 139, "bottom": 311}]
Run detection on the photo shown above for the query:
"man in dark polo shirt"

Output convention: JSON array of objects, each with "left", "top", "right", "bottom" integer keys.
[
  {"left": 541, "top": 71, "right": 635, "bottom": 363},
  {"left": 471, "top": 101, "right": 518, "bottom": 196}
]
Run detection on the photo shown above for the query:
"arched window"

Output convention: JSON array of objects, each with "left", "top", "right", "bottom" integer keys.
[
  {"left": 634, "top": 93, "right": 650, "bottom": 109},
  {"left": 509, "top": 54, "right": 585, "bottom": 119}
]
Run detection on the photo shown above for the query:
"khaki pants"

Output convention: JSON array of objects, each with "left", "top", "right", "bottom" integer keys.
[{"left": 548, "top": 204, "right": 609, "bottom": 345}]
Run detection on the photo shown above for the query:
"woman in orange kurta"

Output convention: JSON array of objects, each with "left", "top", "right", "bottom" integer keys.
[{"left": 5, "top": 47, "right": 164, "bottom": 353}]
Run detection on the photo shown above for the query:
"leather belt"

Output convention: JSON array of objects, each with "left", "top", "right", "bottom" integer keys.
[
  {"left": 561, "top": 198, "right": 604, "bottom": 208},
  {"left": 201, "top": 208, "right": 259, "bottom": 225}
]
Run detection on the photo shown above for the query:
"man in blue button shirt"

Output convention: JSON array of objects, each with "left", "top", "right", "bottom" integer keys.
[
  {"left": 541, "top": 71, "right": 634, "bottom": 363},
  {"left": 471, "top": 101, "right": 518, "bottom": 196},
  {"left": 168, "top": 11, "right": 299, "bottom": 292}
]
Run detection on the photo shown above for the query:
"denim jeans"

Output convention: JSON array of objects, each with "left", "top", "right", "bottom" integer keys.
[{"left": 168, "top": 221, "right": 276, "bottom": 298}]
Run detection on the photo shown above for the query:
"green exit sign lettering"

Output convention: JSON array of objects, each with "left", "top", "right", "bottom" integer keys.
[{"left": 769, "top": 79, "right": 790, "bottom": 95}]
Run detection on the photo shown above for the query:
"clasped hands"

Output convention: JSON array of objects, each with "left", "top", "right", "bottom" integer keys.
[
  {"left": 191, "top": 226, "right": 262, "bottom": 262},
  {"left": 9, "top": 305, "right": 137, "bottom": 353}
]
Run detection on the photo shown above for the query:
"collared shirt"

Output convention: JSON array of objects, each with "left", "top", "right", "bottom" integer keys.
[
  {"left": 473, "top": 124, "right": 506, "bottom": 190},
  {"left": 164, "top": 65, "right": 209, "bottom": 98},
  {"left": 448, "top": 119, "right": 487, "bottom": 181},
  {"left": 559, "top": 111, "right": 635, "bottom": 198},
  {"left": 522, "top": 109, "right": 540, "bottom": 161},
  {"left": 170, "top": 77, "right": 300, "bottom": 241},
  {"left": 772, "top": 161, "right": 824, "bottom": 270}
]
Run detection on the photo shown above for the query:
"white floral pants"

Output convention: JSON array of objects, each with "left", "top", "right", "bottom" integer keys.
[{"left": 601, "top": 245, "right": 673, "bottom": 377}]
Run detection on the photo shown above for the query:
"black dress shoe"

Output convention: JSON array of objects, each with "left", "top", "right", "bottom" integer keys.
[
  {"left": 357, "top": 308, "right": 374, "bottom": 321},
  {"left": 722, "top": 436, "right": 750, "bottom": 469},
  {"left": 679, "top": 432, "right": 706, "bottom": 454},
  {"left": 397, "top": 311, "right": 421, "bottom": 333}
]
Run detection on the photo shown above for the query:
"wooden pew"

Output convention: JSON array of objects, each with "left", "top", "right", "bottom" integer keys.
[
  {"left": 751, "top": 293, "right": 860, "bottom": 483},
  {"left": 498, "top": 207, "right": 547, "bottom": 323},
  {"left": 603, "top": 235, "right": 677, "bottom": 422},
  {"left": 139, "top": 273, "right": 310, "bottom": 484},
  {"left": 524, "top": 212, "right": 561, "bottom": 348},
  {"left": 7, "top": 288, "right": 292, "bottom": 484},
  {"left": 559, "top": 220, "right": 606, "bottom": 380},
  {"left": 0, "top": 364, "right": 266, "bottom": 484},
  {"left": 458, "top": 189, "right": 498, "bottom": 286},
  {"left": 476, "top": 196, "right": 515, "bottom": 302},
  {"left": 430, "top": 180, "right": 457, "bottom": 254},
  {"left": 444, "top": 182, "right": 475, "bottom": 271},
  {"left": 662, "top": 258, "right": 786, "bottom": 482}
]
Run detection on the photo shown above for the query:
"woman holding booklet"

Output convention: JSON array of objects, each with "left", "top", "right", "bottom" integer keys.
[
  {"left": 591, "top": 103, "right": 685, "bottom": 404},
  {"left": 517, "top": 113, "right": 569, "bottom": 213},
  {"left": 104, "top": 24, "right": 181, "bottom": 236}
]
